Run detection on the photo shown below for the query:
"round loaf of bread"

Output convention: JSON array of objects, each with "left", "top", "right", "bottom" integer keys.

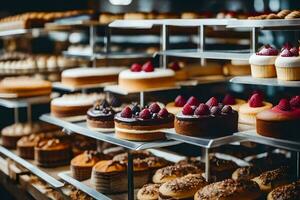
[{"left": 267, "top": 180, "right": 300, "bottom": 200}]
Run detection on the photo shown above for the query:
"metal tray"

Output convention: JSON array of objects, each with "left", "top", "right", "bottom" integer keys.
[
  {"left": 227, "top": 19, "right": 300, "bottom": 29},
  {"left": 230, "top": 76, "right": 300, "bottom": 87}
]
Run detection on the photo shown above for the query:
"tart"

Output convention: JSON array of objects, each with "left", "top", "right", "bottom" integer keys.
[
  {"left": 86, "top": 100, "right": 116, "bottom": 132},
  {"left": 35, "top": 138, "right": 71, "bottom": 167},
  {"left": 168, "top": 61, "right": 188, "bottom": 81},
  {"left": 239, "top": 93, "right": 273, "bottom": 125},
  {"left": 256, "top": 99, "right": 300, "bottom": 140},
  {"left": 17, "top": 134, "right": 45, "bottom": 159},
  {"left": 222, "top": 94, "right": 246, "bottom": 111},
  {"left": 114, "top": 103, "right": 174, "bottom": 141},
  {"left": 249, "top": 44, "right": 278, "bottom": 78},
  {"left": 275, "top": 45, "right": 300, "bottom": 81},
  {"left": 174, "top": 97, "right": 238, "bottom": 137},
  {"left": 61, "top": 67, "right": 126, "bottom": 87},
  {"left": 118, "top": 61, "right": 175, "bottom": 92},
  {"left": 267, "top": 180, "right": 300, "bottom": 200},
  {"left": 223, "top": 60, "right": 251, "bottom": 76}
]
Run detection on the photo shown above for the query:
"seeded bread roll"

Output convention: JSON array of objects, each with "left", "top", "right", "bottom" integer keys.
[
  {"left": 159, "top": 174, "right": 208, "bottom": 200},
  {"left": 267, "top": 180, "right": 300, "bottom": 200},
  {"left": 137, "top": 183, "right": 161, "bottom": 200},
  {"left": 252, "top": 166, "right": 291, "bottom": 193},
  {"left": 232, "top": 166, "right": 262, "bottom": 181},
  {"left": 194, "top": 179, "right": 262, "bottom": 200}
]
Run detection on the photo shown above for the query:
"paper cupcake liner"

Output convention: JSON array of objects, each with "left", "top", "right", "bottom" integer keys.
[
  {"left": 251, "top": 64, "right": 276, "bottom": 78},
  {"left": 276, "top": 66, "right": 300, "bottom": 81},
  {"left": 71, "top": 165, "right": 92, "bottom": 181},
  {"left": 2, "top": 135, "right": 23, "bottom": 149},
  {"left": 17, "top": 146, "right": 34, "bottom": 160}
]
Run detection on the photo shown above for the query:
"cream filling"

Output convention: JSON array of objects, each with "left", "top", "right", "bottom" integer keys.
[
  {"left": 249, "top": 54, "right": 277, "bottom": 65},
  {"left": 62, "top": 67, "right": 126, "bottom": 77},
  {"left": 115, "top": 126, "right": 162, "bottom": 134},
  {"left": 119, "top": 69, "right": 175, "bottom": 79},
  {"left": 87, "top": 126, "right": 115, "bottom": 133},
  {"left": 275, "top": 56, "right": 300, "bottom": 68}
]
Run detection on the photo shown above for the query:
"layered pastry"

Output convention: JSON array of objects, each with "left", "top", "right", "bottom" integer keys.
[
  {"left": 118, "top": 61, "right": 175, "bottom": 92},
  {"left": 51, "top": 93, "right": 104, "bottom": 120},
  {"left": 267, "top": 180, "right": 300, "bottom": 200},
  {"left": 0, "top": 77, "right": 52, "bottom": 98},
  {"left": 275, "top": 45, "right": 300, "bottom": 81},
  {"left": 166, "top": 95, "right": 197, "bottom": 115},
  {"left": 249, "top": 44, "right": 278, "bottom": 78},
  {"left": 239, "top": 93, "right": 273, "bottom": 125},
  {"left": 70, "top": 150, "right": 112, "bottom": 181},
  {"left": 137, "top": 183, "right": 161, "bottom": 200},
  {"left": 35, "top": 138, "right": 71, "bottom": 167},
  {"left": 91, "top": 160, "right": 150, "bottom": 193},
  {"left": 168, "top": 61, "right": 188, "bottom": 81},
  {"left": 194, "top": 179, "right": 261, "bottom": 200},
  {"left": 222, "top": 94, "right": 246, "bottom": 111},
  {"left": 152, "top": 164, "right": 201, "bottom": 184},
  {"left": 158, "top": 174, "right": 208, "bottom": 200},
  {"left": 61, "top": 67, "right": 125, "bottom": 87},
  {"left": 223, "top": 60, "right": 251, "bottom": 76},
  {"left": 175, "top": 97, "right": 238, "bottom": 137},
  {"left": 232, "top": 166, "right": 262, "bottom": 181},
  {"left": 86, "top": 100, "right": 116, "bottom": 132},
  {"left": 252, "top": 166, "right": 291, "bottom": 193},
  {"left": 114, "top": 103, "right": 174, "bottom": 141},
  {"left": 17, "top": 134, "right": 45, "bottom": 159},
  {"left": 256, "top": 98, "right": 300, "bottom": 140}
]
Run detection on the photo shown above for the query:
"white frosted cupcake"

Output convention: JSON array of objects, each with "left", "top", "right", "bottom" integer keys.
[
  {"left": 249, "top": 45, "right": 278, "bottom": 78},
  {"left": 275, "top": 46, "right": 300, "bottom": 81}
]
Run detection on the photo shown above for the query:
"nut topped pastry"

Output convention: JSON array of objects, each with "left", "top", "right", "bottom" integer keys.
[
  {"left": 267, "top": 180, "right": 300, "bottom": 200},
  {"left": 232, "top": 166, "right": 262, "bottom": 181},
  {"left": 143, "top": 156, "right": 170, "bottom": 170},
  {"left": 113, "top": 150, "right": 152, "bottom": 163},
  {"left": 159, "top": 174, "right": 208, "bottom": 200},
  {"left": 92, "top": 160, "right": 127, "bottom": 173},
  {"left": 17, "top": 134, "right": 45, "bottom": 159},
  {"left": 137, "top": 183, "right": 161, "bottom": 200},
  {"left": 194, "top": 179, "right": 262, "bottom": 200}
]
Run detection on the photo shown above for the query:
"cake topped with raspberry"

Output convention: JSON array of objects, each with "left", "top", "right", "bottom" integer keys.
[
  {"left": 256, "top": 44, "right": 278, "bottom": 56},
  {"left": 290, "top": 95, "right": 300, "bottom": 109}
]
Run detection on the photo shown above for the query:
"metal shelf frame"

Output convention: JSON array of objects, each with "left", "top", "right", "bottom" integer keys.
[{"left": 230, "top": 76, "right": 300, "bottom": 87}]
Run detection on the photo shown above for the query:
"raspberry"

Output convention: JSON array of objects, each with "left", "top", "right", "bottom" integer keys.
[
  {"left": 186, "top": 96, "right": 199, "bottom": 107},
  {"left": 290, "top": 47, "right": 299, "bottom": 56},
  {"left": 222, "top": 94, "right": 236, "bottom": 105},
  {"left": 182, "top": 104, "right": 194, "bottom": 115},
  {"left": 290, "top": 95, "right": 300, "bottom": 108},
  {"left": 277, "top": 99, "right": 291, "bottom": 111},
  {"left": 210, "top": 106, "right": 220, "bottom": 115},
  {"left": 158, "top": 108, "right": 169, "bottom": 118},
  {"left": 139, "top": 109, "right": 151, "bottom": 119},
  {"left": 248, "top": 93, "right": 263, "bottom": 108},
  {"left": 120, "top": 106, "right": 132, "bottom": 118},
  {"left": 149, "top": 103, "right": 161, "bottom": 113},
  {"left": 194, "top": 103, "right": 210, "bottom": 116},
  {"left": 281, "top": 49, "right": 294, "bottom": 57},
  {"left": 174, "top": 95, "right": 186, "bottom": 107},
  {"left": 130, "top": 63, "right": 142, "bottom": 72},
  {"left": 257, "top": 44, "right": 278, "bottom": 56},
  {"left": 142, "top": 61, "right": 154, "bottom": 72},
  {"left": 221, "top": 105, "right": 233, "bottom": 113},
  {"left": 281, "top": 42, "right": 293, "bottom": 51},
  {"left": 206, "top": 97, "right": 218, "bottom": 107},
  {"left": 169, "top": 61, "right": 180, "bottom": 71}
]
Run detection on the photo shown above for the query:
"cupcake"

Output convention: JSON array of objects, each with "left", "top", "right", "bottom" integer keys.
[
  {"left": 275, "top": 45, "right": 300, "bottom": 80},
  {"left": 222, "top": 94, "right": 246, "bottom": 111},
  {"left": 239, "top": 93, "right": 273, "bottom": 125},
  {"left": 249, "top": 44, "right": 278, "bottom": 78}
]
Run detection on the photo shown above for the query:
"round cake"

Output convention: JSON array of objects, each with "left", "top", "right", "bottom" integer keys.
[
  {"left": 61, "top": 67, "right": 126, "bottom": 87},
  {"left": 166, "top": 95, "right": 194, "bottom": 115},
  {"left": 223, "top": 60, "right": 251, "bottom": 76},
  {"left": 0, "top": 77, "right": 52, "bottom": 98},
  {"left": 114, "top": 103, "right": 174, "bottom": 141},
  {"left": 222, "top": 94, "right": 246, "bottom": 111},
  {"left": 118, "top": 62, "right": 175, "bottom": 92},
  {"left": 86, "top": 100, "right": 116, "bottom": 132},
  {"left": 257, "top": 99, "right": 300, "bottom": 140},
  {"left": 168, "top": 61, "right": 188, "bottom": 81},
  {"left": 175, "top": 97, "right": 238, "bottom": 137}
]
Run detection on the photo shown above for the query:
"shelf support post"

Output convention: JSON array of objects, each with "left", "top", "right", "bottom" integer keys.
[
  {"left": 14, "top": 107, "right": 19, "bottom": 123},
  {"left": 104, "top": 26, "right": 111, "bottom": 55},
  {"left": 89, "top": 25, "right": 97, "bottom": 67},
  {"left": 27, "top": 104, "right": 32, "bottom": 124},
  {"left": 297, "top": 152, "right": 300, "bottom": 179},
  {"left": 198, "top": 25, "right": 206, "bottom": 66},
  {"left": 140, "top": 92, "right": 144, "bottom": 108},
  {"left": 251, "top": 27, "right": 258, "bottom": 53},
  {"left": 127, "top": 150, "right": 135, "bottom": 200},
  {"left": 204, "top": 148, "right": 210, "bottom": 182},
  {"left": 160, "top": 24, "right": 169, "bottom": 69}
]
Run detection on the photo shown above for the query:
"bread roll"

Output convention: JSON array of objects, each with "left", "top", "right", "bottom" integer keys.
[
  {"left": 267, "top": 180, "right": 300, "bottom": 200},
  {"left": 137, "top": 183, "right": 160, "bottom": 200}
]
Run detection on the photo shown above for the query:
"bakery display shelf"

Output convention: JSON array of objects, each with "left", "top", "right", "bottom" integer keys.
[
  {"left": 45, "top": 20, "right": 105, "bottom": 30},
  {"left": 63, "top": 51, "right": 152, "bottom": 60},
  {"left": 0, "top": 28, "right": 46, "bottom": 38},
  {"left": 40, "top": 114, "right": 181, "bottom": 150},
  {"left": 0, "top": 93, "right": 59, "bottom": 108},
  {"left": 227, "top": 18, "right": 300, "bottom": 29},
  {"left": 0, "top": 146, "right": 64, "bottom": 188},
  {"left": 104, "top": 84, "right": 181, "bottom": 95},
  {"left": 58, "top": 171, "right": 111, "bottom": 200},
  {"left": 52, "top": 82, "right": 116, "bottom": 92},
  {"left": 235, "top": 130, "right": 300, "bottom": 152},
  {"left": 230, "top": 76, "right": 300, "bottom": 87},
  {"left": 155, "top": 49, "right": 251, "bottom": 60}
]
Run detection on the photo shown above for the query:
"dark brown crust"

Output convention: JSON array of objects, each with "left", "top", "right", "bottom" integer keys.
[
  {"left": 115, "top": 130, "right": 166, "bottom": 141},
  {"left": 255, "top": 166, "right": 290, "bottom": 185},
  {"left": 62, "top": 74, "right": 118, "bottom": 87},
  {"left": 51, "top": 104, "right": 91, "bottom": 117},
  {"left": 268, "top": 180, "right": 300, "bottom": 200},
  {"left": 87, "top": 118, "right": 114, "bottom": 129}
]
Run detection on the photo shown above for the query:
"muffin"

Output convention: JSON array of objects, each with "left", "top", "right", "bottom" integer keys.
[{"left": 17, "top": 134, "right": 44, "bottom": 159}]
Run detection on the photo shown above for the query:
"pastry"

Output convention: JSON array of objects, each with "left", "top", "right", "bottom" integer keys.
[
  {"left": 181, "top": 12, "right": 202, "bottom": 19},
  {"left": 285, "top": 11, "right": 300, "bottom": 19},
  {"left": 239, "top": 93, "right": 273, "bottom": 125},
  {"left": 249, "top": 44, "right": 278, "bottom": 78},
  {"left": 209, "top": 156, "right": 239, "bottom": 181},
  {"left": 46, "top": 55, "right": 58, "bottom": 71},
  {"left": 168, "top": 61, "right": 188, "bottom": 81},
  {"left": 186, "top": 62, "right": 223, "bottom": 77},
  {"left": 112, "top": 150, "right": 152, "bottom": 163},
  {"left": 57, "top": 56, "right": 77, "bottom": 69},
  {"left": 152, "top": 164, "right": 201, "bottom": 184},
  {"left": 124, "top": 12, "right": 149, "bottom": 19},
  {"left": 144, "top": 156, "right": 170, "bottom": 171},
  {"left": 232, "top": 166, "right": 262, "bottom": 181},
  {"left": 174, "top": 97, "right": 238, "bottom": 137},
  {"left": 249, "top": 153, "right": 291, "bottom": 171},
  {"left": 166, "top": 95, "right": 190, "bottom": 115},
  {"left": 222, "top": 94, "right": 246, "bottom": 111},
  {"left": 137, "top": 183, "right": 161, "bottom": 200},
  {"left": 17, "top": 134, "right": 45, "bottom": 159},
  {"left": 99, "top": 13, "right": 123, "bottom": 24},
  {"left": 275, "top": 45, "right": 300, "bottom": 81},
  {"left": 70, "top": 150, "right": 112, "bottom": 181},
  {"left": 50, "top": 93, "right": 104, "bottom": 119},
  {"left": 159, "top": 174, "right": 208, "bottom": 200},
  {"left": 223, "top": 60, "right": 251, "bottom": 76},
  {"left": 256, "top": 98, "right": 300, "bottom": 140},
  {"left": 61, "top": 67, "right": 125, "bottom": 87},
  {"left": 267, "top": 180, "right": 300, "bottom": 200},
  {"left": 194, "top": 179, "right": 261, "bottom": 200},
  {"left": 86, "top": 100, "right": 116, "bottom": 132},
  {"left": 35, "top": 138, "right": 71, "bottom": 167},
  {"left": 114, "top": 103, "right": 174, "bottom": 141},
  {"left": 118, "top": 61, "right": 175, "bottom": 92},
  {"left": 252, "top": 166, "right": 291, "bottom": 193},
  {"left": 176, "top": 157, "right": 204, "bottom": 170},
  {"left": 71, "top": 135, "right": 97, "bottom": 156},
  {"left": 277, "top": 10, "right": 292, "bottom": 18},
  {"left": 0, "top": 77, "right": 52, "bottom": 98}
]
